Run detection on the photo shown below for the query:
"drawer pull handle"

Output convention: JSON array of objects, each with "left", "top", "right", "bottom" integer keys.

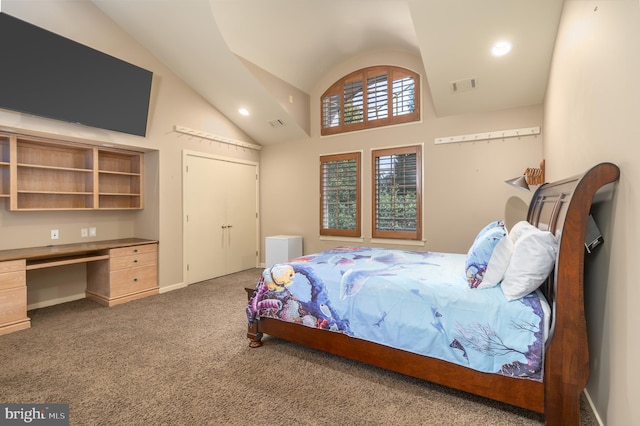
[
  {"left": 134, "top": 249, "right": 138, "bottom": 253},
  {"left": 133, "top": 278, "right": 138, "bottom": 282},
  {"left": 134, "top": 259, "right": 138, "bottom": 263}
]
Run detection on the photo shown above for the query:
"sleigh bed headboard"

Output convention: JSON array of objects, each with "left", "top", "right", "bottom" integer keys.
[
  {"left": 526, "top": 162, "right": 619, "bottom": 419},
  {"left": 527, "top": 162, "right": 619, "bottom": 338}
]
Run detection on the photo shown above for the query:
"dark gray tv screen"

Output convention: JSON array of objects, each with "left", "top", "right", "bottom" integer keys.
[{"left": 0, "top": 13, "right": 153, "bottom": 137}]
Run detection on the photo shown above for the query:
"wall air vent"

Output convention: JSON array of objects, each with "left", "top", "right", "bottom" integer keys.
[
  {"left": 268, "top": 119, "right": 286, "bottom": 128},
  {"left": 450, "top": 77, "right": 477, "bottom": 93}
]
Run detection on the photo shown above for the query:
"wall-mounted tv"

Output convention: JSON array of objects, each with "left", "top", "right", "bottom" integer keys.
[{"left": 0, "top": 12, "right": 153, "bottom": 137}]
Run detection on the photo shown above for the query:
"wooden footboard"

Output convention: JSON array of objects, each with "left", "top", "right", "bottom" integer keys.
[
  {"left": 245, "top": 286, "right": 545, "bottom": 411},
  {"left": 247, "top": 162, "right": 620, "bottom": 425}
]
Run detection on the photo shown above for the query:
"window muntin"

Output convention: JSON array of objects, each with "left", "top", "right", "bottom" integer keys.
[
  {"left": 320, "top": 152, "right": 361, "bottom": 237},
  {"left": 372, "top": 145, "right": 422, "bottom": 240},
  {"left": 321, "top": 66, "right": 420, "bottom": 136}
]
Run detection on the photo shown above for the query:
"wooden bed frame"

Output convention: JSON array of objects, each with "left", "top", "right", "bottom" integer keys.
[{"left": 246, "top": 162, "right": 620, "bottom": 425}]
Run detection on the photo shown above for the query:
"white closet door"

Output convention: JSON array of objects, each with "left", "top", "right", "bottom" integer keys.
[
  {"left": 184, "top": 153, "right": 257, "bottom": 284},
  {"left": 224, "top": 161, "right": 258, "bottom": 273}
]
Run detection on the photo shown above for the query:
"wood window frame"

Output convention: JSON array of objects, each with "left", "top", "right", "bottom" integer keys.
[
  {"left": 319, "top": 152, "right": 361, "bottom": 237},
  {"left": 321, "top": 66, "right": 420, "bottom": 136},
  {"left": 372, "top": 145, "right": 422, "bottom": 240}
]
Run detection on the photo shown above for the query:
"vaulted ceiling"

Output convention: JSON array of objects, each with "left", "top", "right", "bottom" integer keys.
[{"left": 92, "top": 0, "right": 564, "bottom": 146}]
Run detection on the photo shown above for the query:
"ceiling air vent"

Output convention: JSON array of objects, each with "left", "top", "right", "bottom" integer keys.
[
  {"left": 450, "top": 77, "right": 477, "bottom": 93},
  {"left": 268, "top": 119, "right": 286, "bottom": 128}
]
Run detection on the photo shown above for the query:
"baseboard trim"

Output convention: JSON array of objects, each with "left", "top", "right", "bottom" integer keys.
[
  {"left": 27, "top": 293, "right": 85, "bottom": 310},
  {"left": 583, "top": 389, "right": 605, "bottom": 426},
  {"left": 159, "top": 282, "right": 187, "bottom": 294},
  {"left": 26, "top": 283, "right": 186, "bottom": 310}
]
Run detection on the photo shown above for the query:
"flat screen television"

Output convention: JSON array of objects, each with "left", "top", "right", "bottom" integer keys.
[{"left": 0, "top": 12, "right": 153, "bottom": 137}]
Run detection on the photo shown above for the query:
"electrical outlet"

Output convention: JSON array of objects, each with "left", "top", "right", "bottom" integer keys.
[
  {"left": 51, "top": 229, "right": 59, "bottom": 240},
  {"left": 81, "top": 228, "right": 88, "bottom": 238},
  {"left": 89, "top": 227, "right": 96, "bottom": 237}
]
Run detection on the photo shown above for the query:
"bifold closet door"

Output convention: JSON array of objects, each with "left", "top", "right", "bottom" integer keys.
[{"left": 184, "top": 154, "right": 257, "bottom": 284}]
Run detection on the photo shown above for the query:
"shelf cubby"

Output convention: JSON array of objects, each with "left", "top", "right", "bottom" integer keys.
[
  {"left": 97, "top": 149, "right": 143, "bottom": 209},
  {"left": 17, "top": 139, "right": 93, "bottom": 170},
  {"left": 0, "top": 136, "right": 9, "bottom": 199},
  {"left": 16, "top": 193, "right": 94, "bottom": 210}
]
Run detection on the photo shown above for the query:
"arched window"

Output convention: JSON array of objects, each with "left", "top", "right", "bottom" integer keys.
[{"left": 321, "top": 66, "right": 420, "bottom": 136}]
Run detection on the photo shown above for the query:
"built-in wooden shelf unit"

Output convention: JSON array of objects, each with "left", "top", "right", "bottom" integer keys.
[{"left": 2, "top": 133, "right": 144, "bottom": 211}]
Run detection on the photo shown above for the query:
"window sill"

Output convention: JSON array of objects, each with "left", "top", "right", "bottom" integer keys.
[
  {"left": 319, "top": 235, "right": 426, "bottom": 248},
  {"left": 319, "top": 235, "right": 365, "bottom": 243},
  {"left": 370, "top": 238, "right": 426, "bottom": 247}
]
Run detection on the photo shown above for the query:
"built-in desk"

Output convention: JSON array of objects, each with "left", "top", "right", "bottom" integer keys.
[{"left": 0, "top": 238, "right": 158, "bottom": 336}]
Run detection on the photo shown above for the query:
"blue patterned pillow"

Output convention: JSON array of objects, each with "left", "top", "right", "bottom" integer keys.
[
  {"left": 471, "top": 220, "right": 503, "bottom": 244},
  {"left": 465, "top": 221, "right": 513, "bottom": 289}
]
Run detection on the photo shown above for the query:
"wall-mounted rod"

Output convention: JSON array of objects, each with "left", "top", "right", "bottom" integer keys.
[
  {"left": 434, "top": 126, "right": 541, "bottom": 145},
  {"left": 174, "top": 125, "right": 262, "bottom": 151}
]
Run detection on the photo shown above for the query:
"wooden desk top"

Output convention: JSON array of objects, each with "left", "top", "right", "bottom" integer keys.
[{"left": 0, "top": 238, "right": 158, "bottom": 262}]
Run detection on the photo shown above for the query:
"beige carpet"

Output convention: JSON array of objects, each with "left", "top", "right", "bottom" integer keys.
[{"left": 0, "top": 268, "right": 597, "bottom": 425}]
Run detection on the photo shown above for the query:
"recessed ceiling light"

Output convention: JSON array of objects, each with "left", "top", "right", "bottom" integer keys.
[
  {"left": 491, "top": 41, "right": 512, "bottom": 57},
  {"left": 239, "top": 108, "right": 250, "bottom": 116}
]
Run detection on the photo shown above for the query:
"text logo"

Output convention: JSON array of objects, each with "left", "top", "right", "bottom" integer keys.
[{"left": 1, "top": 404, "right": 68, "bottom": 425}]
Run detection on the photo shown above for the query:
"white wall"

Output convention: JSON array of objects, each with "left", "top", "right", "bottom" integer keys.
[
  {"left": 260, "top": 49, "right": 543, "bottom": 257},
  {"left": 544, "top": 1, "right": 640, "bottom": 424}
]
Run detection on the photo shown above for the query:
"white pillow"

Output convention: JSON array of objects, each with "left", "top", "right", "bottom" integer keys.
[
  {"left": 501, "top": 228, "right": 558, "bottom": 301},
  {"left": 508, "top": 220, "right": 537, "bottom": 245},
  {"left": 479, "top": 236, "right": 514, "bottom": 288}
]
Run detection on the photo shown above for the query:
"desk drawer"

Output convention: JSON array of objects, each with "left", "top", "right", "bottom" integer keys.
[
  {"left": 0, "top": 260, "right": 25, "bottom": 274},
  {"left": 110, "top": 244, "right": 157, "bottom": 258},
  {"left": 109, "top": 265, "right": 158, "bottom": 298},
  {"left": 0, "top": 260, "right": 26, "bottom": 292},
  {"left": 110, "top": 251, "right": 157, "bottom": 271},
  {"left": 0, "top": 286, "right": 27, "bottom": 325},
  {"left": 0, "top": 271, "right": 26, "bottom": 291}
]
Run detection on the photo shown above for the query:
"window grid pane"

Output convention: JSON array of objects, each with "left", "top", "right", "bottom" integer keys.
[
  {"left": 374, "top": 152, "right": 418, "bottom": 232},
  {"left": 321, "top": 157, "right": 359, "bottom": 232},
  {"left": 367, "top": 73, "right": 388, "bottom": 120},
  {"left": 322, "top": 94, "right": 340, "bottom": 128},
  {"left": 343, "top": 80, "right": 363, "bottom": 124},
  {"left": 392, "top": 76, "right": 415, "bottom": 116}
]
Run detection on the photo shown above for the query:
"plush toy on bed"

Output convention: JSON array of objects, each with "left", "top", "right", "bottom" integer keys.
[{"left": 263, "top": 264, "right": 295, "bottom": 292}]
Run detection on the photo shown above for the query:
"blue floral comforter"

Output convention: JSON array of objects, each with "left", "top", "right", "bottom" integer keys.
[{"left": 246, "top": 247, "right": 549, "bottom": 381}]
